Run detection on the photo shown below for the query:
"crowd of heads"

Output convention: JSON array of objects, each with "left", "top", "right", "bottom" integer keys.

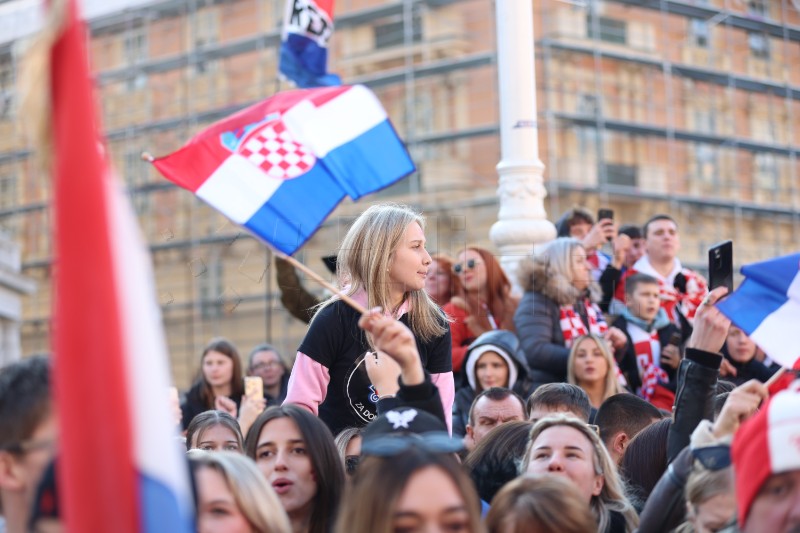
[{"left": 2, "top": 203, "right": 800, "bottom": 533}]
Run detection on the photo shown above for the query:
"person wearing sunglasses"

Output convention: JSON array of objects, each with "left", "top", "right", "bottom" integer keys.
[
  {"left": 443, "top": 246, "right": 518, "bottom": 378},
  {"left": 335, "top": 407, "right": 483, "bottom": 533},
  {"left": 514, "top": 237, "right": 628, "bottom": 389},
  {"left": 284, "top": 204, "right": 454, "bottom": 436},
  {"left": 520, "top": 415, "right": 639, "bottom": 533}
]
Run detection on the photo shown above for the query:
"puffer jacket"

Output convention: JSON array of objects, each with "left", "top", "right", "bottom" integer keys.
[
  {"left": 514, "top": 255, "right": 604, "bottom": 387},
  {"left": 452, "top": 330, "right": 533, "bottom": 437}
]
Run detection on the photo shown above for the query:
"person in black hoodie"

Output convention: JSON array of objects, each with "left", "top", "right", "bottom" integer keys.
[
  {"left": 452, "top": 329, "right": 533, "bottom": 438},
  {"left": 720, "top": 325, "right": 779, "bottom": 385}
]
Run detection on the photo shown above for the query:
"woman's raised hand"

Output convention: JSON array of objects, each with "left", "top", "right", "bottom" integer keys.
[{"left": 358, "top": 308, "right": 424, "bottom": 386}]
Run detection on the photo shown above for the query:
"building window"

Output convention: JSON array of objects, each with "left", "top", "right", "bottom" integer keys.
[
  {"left": 123, "top": 28, "right": 147, "bottom": 65},
  {"left": 123, "top": 28, "right": 148, "bottom": 91},
  {"left": 748, "top": 33, "right": 770, "bottom": 59},
  {"left": 0, "top": 52, "right": 14, "bottom": 118},
  {"left": 693, "top": 109, "right": 716, "bottom": 134},
  {"left": 694, "top": 144, "right": 717, "bottom": 182},
  {"left": 193, "top": 8, "right": 220, "bottom": 74},
  {"left": 586, "top": 15, "right": 626, "bottom": 45},
  {"left": 124, "top": 149, "right": 150, "bottom": 213},
  {"left": 604, "top": 163, "right": 637, "bottom": 187},
  {"left": 374, "top": 13, "right": 422, "bottom": 49},
  {"left": 578, "top": 94, "right": 599, "bottom": 115},
  {"left": 747, "top": 0, "right": 768, "bottom": 17},
  {"left": 0, "top": 175, "right": 16, "bottom": 210},
  {"left": 690, "top": 19, "right": 709, "bottom": 48}
]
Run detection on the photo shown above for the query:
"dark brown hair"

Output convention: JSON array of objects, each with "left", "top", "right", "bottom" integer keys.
[
  {"left": 245, "top": 405, "right": 344, "bottom": 533},
  {"left": 198, "top": 337, "right": 245, "bottom": 410}
]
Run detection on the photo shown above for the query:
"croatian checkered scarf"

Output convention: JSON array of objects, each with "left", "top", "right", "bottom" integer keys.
[{"left": 559, "top": 299, "right": 608, "bottom": 348}]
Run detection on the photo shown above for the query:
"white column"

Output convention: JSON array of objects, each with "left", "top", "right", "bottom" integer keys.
[{"left": 489, "top": 0, "right": 556, "bottom": 294}]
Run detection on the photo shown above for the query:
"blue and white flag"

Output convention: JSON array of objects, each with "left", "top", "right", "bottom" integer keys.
[
  {"left": 717, "top": 253, "right": 800, "bottom": 370},
  {"left": 279, "top": 0, "right": 342, "bottom": 88},
  {"left": 151, "top": 85, "right": 414, "bottom": 255}
]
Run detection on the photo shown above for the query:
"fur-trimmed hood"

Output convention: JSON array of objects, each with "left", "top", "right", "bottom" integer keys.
[{"left": 517, "top": 255, "right": 601, "bottom": 305}]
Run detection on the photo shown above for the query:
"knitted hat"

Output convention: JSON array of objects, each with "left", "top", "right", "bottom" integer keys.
[
  {"left": 731, "top": 381, "right": 800, "bottom": 526},
  {"left": 464, "top": 345, "right": 518, "bottom": 392}
]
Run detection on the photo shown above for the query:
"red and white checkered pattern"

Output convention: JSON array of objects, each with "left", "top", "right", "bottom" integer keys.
[
  {"left": 238, "top": 120, "right": 316, "bottom": 180},
  {"left": 559, "top": 299, "right": 608, "bottom": 348}
]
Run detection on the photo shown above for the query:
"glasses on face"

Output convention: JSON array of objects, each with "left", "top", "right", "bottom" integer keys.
[
  {"left": 452, "top": 259, "right": 481, "bottom": 274},
  {"left": 361, "top": 432, "right": 464, "bottom": 457},
  {"left": 692, "top": 445, "right": 731, "bottom": 471},
  {"left": 0, "top": 437, "right": 56, "bottom": 456},
  {"left": 251, "top": 361, "right": 282, "bottom": 372}
]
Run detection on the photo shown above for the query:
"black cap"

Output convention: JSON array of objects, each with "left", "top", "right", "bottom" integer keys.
[{"left": 361, "top": 407, "right": 463, "bottom": 456}]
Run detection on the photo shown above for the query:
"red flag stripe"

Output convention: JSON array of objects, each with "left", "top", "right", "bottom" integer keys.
[{"left": 51, "top": 0, "right": 139, "bottom": 531}]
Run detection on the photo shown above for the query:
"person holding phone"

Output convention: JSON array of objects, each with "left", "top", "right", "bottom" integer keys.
[
  {"left": 181, "top": 338, "right": 246, "bottom": 430},
  {"left": 612, "top": 215, "right": 708, "bottom": 335},
  {"left": 555, "top": 206, "right": 618, "bottom": 281}
]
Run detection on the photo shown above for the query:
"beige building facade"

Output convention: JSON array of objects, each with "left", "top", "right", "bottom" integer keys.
[{"left": 0, "top": 0, "right": 798, "bottom": 385}]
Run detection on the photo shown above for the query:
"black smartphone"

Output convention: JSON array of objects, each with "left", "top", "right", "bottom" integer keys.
[
  {"left": 708, "top": 240, "right": 733, "bottom": 294},
  {"left": 597, "top": 209, "right": 614, "bottom": 242},
  {"left": 597, "top": 208, "right": 614, "bottom": 221}
]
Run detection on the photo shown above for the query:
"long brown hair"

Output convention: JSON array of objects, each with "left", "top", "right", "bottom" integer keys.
[
  {"left": 456, "top": 246, "right": 515, "bottom": 329},
  {"left": 198, "top": 338, "right": 245, "bottom": 410},
  {"left": 245, "top": 405, "right": 344, "bottom": 533},
  {"left": 334, "top": 447, "right": 485, "bottom": 533}
]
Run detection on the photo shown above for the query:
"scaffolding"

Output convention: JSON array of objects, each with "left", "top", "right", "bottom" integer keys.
[{"left": 0, "top": 0, "right": 797, "bottom": 385}]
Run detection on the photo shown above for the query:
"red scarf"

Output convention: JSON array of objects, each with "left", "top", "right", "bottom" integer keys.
[{"left": 559, "top": 299, "right": 608, "bottom": 348}]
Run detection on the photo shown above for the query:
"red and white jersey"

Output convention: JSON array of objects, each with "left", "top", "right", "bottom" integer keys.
[{"left": 615, "top": 256, "right": 708, "bottom": 325}]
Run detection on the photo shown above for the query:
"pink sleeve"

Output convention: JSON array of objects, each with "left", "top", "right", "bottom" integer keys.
[
  {"left": 283, "top": 352, "right": 330, "bottom": 416},
  {"left": 430, "top": 371, "right": 455, "bottom": 435}
]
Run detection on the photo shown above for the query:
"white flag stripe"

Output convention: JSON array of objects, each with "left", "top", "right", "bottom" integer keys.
[
  {"left": 283, "top": 85, "right": 387, "bottom": 158},
  {"left": 750, "top": 298, "right": 800, "bottom": 369},
  {"left": 197, "top": 155, "right": 282, "bottom": 223},
  {"left": 767, "top": 385, "right": 800, "bottom": 473},
  {"left": 107, "top": 176, "right": 193, "bottom": 514}
]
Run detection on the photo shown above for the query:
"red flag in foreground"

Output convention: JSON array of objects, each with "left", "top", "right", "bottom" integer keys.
[{"left": 48, "top": 0, "right": 193, "bottom": 531}]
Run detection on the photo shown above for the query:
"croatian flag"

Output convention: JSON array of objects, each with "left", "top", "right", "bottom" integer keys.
[
  {"left": 279, "top": 0, "right": 342, "bottom": 88},
  {"left": 50, "top": 0, "right": 194, "bottom": 531},
  {"left": 152, "top": 85, "right": 414, "bottom": 255},
  {"left": 717, "top": 253, "right": 800, "bottom": 370}
]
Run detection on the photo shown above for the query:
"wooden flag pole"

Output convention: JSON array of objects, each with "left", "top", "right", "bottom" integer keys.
[{"left": 278, "top": 253, "right": 368, "bottom": 315}]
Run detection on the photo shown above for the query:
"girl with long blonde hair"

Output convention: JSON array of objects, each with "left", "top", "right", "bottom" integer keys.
[
  {"left": 567, "top": 334, "right": 625, "bottom": 408},
  {"left": 284, "top": 203, "right": 453, "bottom": 435}
]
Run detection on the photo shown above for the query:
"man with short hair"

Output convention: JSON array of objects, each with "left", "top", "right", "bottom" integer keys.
[
  {"left": 595, "top": 393, "right": 663, "bottom": 465},
  {"left": 526, "top": 382, "right": 591, "bottom": 423},
  {"left": 247, "top": 343, "right": 289, "bottom": 405},
  {"left": 464, "top": 387, "right": 525, "bottom": 450},
  {"left": 613, "top": 214, "right": 708, "bottom": 332},
  {"left": 732, "top": 384, "right": 800, "bottom": 533},
  {"left": 0, "top": 356, "right": 56, "bottom": 533}
]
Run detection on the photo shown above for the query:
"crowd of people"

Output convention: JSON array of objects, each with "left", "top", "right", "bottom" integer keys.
[{"left": 1, "top": 202, "right": 798, "bottom": 533}]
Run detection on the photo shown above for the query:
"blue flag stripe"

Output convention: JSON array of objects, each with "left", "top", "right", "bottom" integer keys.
[{"left": 717, "top": 277, "right": 788, "bottom": 334}]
